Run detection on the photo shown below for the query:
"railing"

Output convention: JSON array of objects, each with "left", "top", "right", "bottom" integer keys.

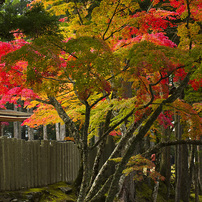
[{"left": 0, "top": 137, "right": 80, "bottom": 191}]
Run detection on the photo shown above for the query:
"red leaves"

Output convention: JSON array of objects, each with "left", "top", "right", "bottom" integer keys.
[
  {"left": 131, "top": 9, "right": 178, "bottom": 35},
  {"left": 100, "top": 80, "right": 111, "bottom": 94},
  {"left": 157, "top": 111, "right": 174, "bottom": 129},
  {"left": 0, "top": 87, "right": 39, "bottom": 108},
  {"left": 189, "top": 79, "right": 202, "bottom": 91},
  {"left": 141, "top": 33, "right": 177, "bottom": 48},
  {"left": 0, "top": 42, "right": 15, "bottom": 59},
  {"left": 109, "top": 130, "right": 121, "bottom": 136},
  {"left": 173, "top": 68, "right": 187, "bottom": 82}
]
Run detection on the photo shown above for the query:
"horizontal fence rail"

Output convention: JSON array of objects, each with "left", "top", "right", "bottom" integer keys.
[{"left": 0, "top": 137, "right": 80, "bottom": 191}]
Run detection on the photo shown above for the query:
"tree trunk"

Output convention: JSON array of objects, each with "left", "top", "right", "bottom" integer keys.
[
  {"left": 27, "top": 109, "right": 34, "bottom": 140},
  {"left": 152, "top": 177, "right": 160, "bottom": 202},
  {"left": 180, "top": 144, "right": 189, "bottom": 202},
  {"left": 28, "top": 126, "right": 34, "bottom": 140},
  {"left": 118, "top": 173, "right": 135, "bottom": 202},
  {"left": 199, "top": 138, "right": 202, "bottom": 194},
  {"left": 60, "top": 123, "right": 66, "bottom": 141},
  {"left": 188, "top": 145, "right": 195, "bottom": 198},
  {"left": 195, "top": 145, "right": 199, "bottom": 202},
  {"left": 160, "top": 127, "right": 171, "bottom": 199},
  {"left": 55, "top": 123, "right": 60, "bottom": 140},
  {"left": 175, "top": 114, "right": 189, "bottom": 202},
  {"left": 13, "top": 104, "right": 22, "bottom": 139},
  {"left": 43, "top": 125, "right": 48, "bottom": 140},
  {"left": 175, "top": 113, "right": 181, "bottom": 202}
]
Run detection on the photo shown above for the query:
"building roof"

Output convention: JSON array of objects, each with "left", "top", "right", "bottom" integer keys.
[{"left": 0, "top": 109, "right": 32, "bottom": 122}]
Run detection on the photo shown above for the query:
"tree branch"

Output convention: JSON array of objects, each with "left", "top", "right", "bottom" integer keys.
[
  {"left": 48, "top": 96, "right": 81, "bottom": 148},
  {"left": 142, "top": 139, "right": 202, "bottom": 158},
  {"left": 74, "top": 0, "right": 83, "bottom": 25},
  {"left": 90, "top": 93, "right": 110, "bottom": 109},
  {"left": 102, "top": 0, "right": 121, "bottom": 40}
]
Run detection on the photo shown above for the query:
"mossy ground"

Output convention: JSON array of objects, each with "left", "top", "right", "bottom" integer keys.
[
  {"left": 0, "top": 182, "right": 76, "bottom": 202},
  {"left": 135, "top": 180, "right": 202, "bottom": 202}
]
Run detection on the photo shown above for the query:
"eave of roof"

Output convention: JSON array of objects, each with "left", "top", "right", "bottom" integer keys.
[{"left": 0, "top": 110, "right": 32, "bottom": 122}]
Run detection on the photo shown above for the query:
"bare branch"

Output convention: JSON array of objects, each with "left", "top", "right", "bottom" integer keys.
[
  {"left": 103, "top": 0, "right": 121, "bottom": 40},
  {"left": 142, "top": 139, "right": 202, "bottom": 158}
]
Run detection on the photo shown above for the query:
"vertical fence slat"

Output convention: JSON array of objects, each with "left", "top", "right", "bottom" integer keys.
[
  {"left": 44, "top": 140, "right": 48, "bottom": 186},
  {"left": 15, "top": 139, "right": 20, "bottom": 190},
  {"left": 37, "top": 140, "right": 41, "bottom": 187},
  {"left": 5, "top": 137, "right": 11, "bottom": 190},
  {"left": 26, "top": 141, "right": 31, "bottom": 188},
  {"left": 30, "top": 141, "right": 34, "bottom": 188},
  {"left": 40, "top": 141, "right": 45, "bottom": 186},
  {"left": 33, "top": 140, "right": 37, "bottom": 187},
  {"left": 0, "top": 137, "right": 2, "bottom": 191},
  {"left": 56, "top": 142, "right": 61, "bottom": 182},
  {"left": 21, "top": 139, "right": 26, "bottom": 189},
  {"left": 18, "top": 139, "right": 23, "bottom": 190},
  {"left": 47, "top": 141, "right": 51, "bottom": 185},
  {"left": 0, "top": 137, "right": 5, "bottom": 191},
  {"left": 64, "top": 142, "right": 67, "bottom": 182},
  {"left": 50, "top": 141, "right": 56, "bottom": 184},
  {"left": 61, "top": 143, "right": 65, "bottom": 182}
]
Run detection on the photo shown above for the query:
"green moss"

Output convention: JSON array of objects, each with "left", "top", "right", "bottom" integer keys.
[
  {"left": 0, "top": 182, "right": 77, "bottom": 202},
  {"left": 136, "top": 182, "right": 153, "bottom": 201},
  {"left": 190, "top": 193, "right": 202, "bottom": 202}
]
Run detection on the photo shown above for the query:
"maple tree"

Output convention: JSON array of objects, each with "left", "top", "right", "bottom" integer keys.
[{"left": 0, "top": 0, "right": 202, "bottom": 201}]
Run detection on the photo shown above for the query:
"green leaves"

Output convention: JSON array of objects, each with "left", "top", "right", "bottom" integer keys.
[{"left": 64, "top": 36, "right": 119, "bottom": 94}]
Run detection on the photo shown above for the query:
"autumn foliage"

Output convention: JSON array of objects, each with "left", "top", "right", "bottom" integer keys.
[{"left": 0, "top": 0, "right": 202, "bottom": 201}]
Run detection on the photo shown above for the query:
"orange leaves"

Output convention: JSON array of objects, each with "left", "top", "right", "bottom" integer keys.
[
  {"left": 22, "top": 103, "right": 62, "bottom": 128},
  {"left": 123, "top": 154, "right": 165, "bottom": 182},
  {"left": 171, "top": 99, "right": 202, "bottom": 139}
]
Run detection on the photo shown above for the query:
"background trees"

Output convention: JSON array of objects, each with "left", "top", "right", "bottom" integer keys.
[{"left": 0, "top": 0, "right": 201, "bottom": 201}]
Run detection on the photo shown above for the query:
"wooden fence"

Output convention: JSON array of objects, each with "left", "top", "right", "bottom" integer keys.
[{"left": 0, "top": 137, "right": 80, "bottom": 191}]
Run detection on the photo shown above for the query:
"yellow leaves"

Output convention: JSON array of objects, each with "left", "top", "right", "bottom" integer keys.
[
  {"left": 123, "top": 154, "right": 165, "bottom": 182},
  {"left": 177, "top": 22, "right": 201, "bottom": 49},
  {"left": 26, "top": 100, "right": 40, "bottom": 109},
  {"left": 193, "top": 103, "right": 202, "bottom": 113},
  {"left": 109, "top": 157, "right": 122, "bottom": 163},
  {"left": 88, "top": 0, "right": 139, "bottom": 40}
]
